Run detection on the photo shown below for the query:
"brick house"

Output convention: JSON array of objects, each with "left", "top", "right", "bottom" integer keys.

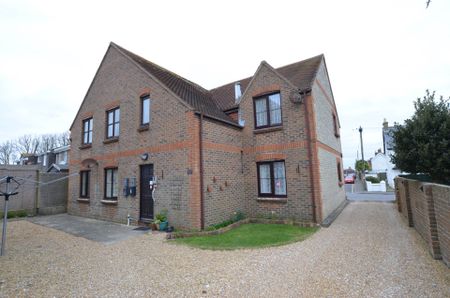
[{"left": 68, "top": 42, "right": 346, "bottom": 229}]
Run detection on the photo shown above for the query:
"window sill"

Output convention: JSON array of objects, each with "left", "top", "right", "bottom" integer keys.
[
  {"left": 101, "top": 199, "right": 118, "bottom": 205},
  {"left": 256, "top": 197, "right": 287, "bottom": 203},
  {"left": 254, "top": 126, "right": 283, "bottom": 134},
  {"left": 79, "top": 144, "right": 92, "bottom": 150},
  {"left": 77, "top": 198, "right": 90, "bottom": 203},
  {"left": 103, "top": 137, "right": 119, "bottom": 144},
  {"left": 137, "top": 124, "right": 149, "bottom": 132}
]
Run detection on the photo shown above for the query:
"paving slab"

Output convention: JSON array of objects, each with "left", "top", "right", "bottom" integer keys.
[{"left": 27, "top": 213, "right": 149, "bottom": 244}]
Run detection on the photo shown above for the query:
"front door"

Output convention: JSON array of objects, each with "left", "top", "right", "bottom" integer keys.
[{"left": 140, "top": 164, "right": 154, "bottom": 220}]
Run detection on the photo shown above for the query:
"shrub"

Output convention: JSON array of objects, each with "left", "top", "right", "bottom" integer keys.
[
  {"left": 365, "top": 176, "right": 380, "bottom": 183},
  {"left": 392, "top": 90, "right": 450, "bottom": 184},
  {"left": 207, "top": 211, "right": 246, "bottom": 230}
]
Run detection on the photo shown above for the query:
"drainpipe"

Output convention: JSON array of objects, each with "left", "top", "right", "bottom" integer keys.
[
  {"left": 303, "top": 94, "right": 317, "bottom": 224},
  {"left": 199, "top": 113, "right": 205, "bottom": 230},
  {"left": 35, "top": 170, "right": 40, "bottom": 215}
]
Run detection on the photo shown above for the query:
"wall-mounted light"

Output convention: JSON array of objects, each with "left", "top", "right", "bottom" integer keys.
[{"left": 140, "top": 153, "right": 149, "bottom": 161}]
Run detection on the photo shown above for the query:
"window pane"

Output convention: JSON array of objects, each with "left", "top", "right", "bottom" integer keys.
[
  {"left": 84, "top": 132, "right": 88, "bottom": 144},
  {"left": 108, "top": 111, "right": 114, "bottom": 125},
  {"left": 114, "top": 123, "right": 120, "bottom": 136},
  {"left": 112, "top": 169, "right": 118, "bottom": 197},
  {"left": 89, "top": 118, "right": 93, "bottom": 131},
  {"left": 84, "top": 120, "right": 89, "bottom": 132},
  {"left": 107, "top": 125, "right": 113, "bottom": 138},
  {"left": 259, "top": 164, "right": 271, "bottom": 194},
  {"left": 115, "top": 108, "right": 120, "bottom": 121},
  {"left": 106, "top": 170, "right": 112, "bottom": 198},
  {"left": 88, "top": 131, "right": 92, "bottom": 143},
  {"left": 142, "top": 98, "right": 150, "bottom": 124},
  {"left": 81, "top": 172, "right": 86, "bottom": 196},
  {"left": 255, "top": 99, "right": 268, "bottom": 127},
  {"left": 269, "top": 93, "right": 282, "bottom": 125},
  {"left": 274, "top": 162, "right": 286, "bottom": 195}
]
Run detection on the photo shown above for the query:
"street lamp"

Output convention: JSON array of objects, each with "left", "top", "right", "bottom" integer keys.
[{"left": 358, "top": 126, "right": 365, "bottom": 162}]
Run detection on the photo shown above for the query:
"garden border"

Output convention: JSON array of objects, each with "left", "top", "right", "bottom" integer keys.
[{"left": 167, "top": 218, "right": 317, "bottom": 239}]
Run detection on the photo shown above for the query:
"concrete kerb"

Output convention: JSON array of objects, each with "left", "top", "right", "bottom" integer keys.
[{"left": 321, "top": 199, "right": 349, "bottom": 227}]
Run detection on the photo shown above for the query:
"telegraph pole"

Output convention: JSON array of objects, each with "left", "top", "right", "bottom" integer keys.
[{"left": 358, "top": 126, "right": 365, "bottom": 162}]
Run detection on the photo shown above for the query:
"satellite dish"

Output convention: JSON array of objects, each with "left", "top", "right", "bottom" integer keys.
[{"left": 289, "top": 90, "right": 303, "bottom": 104}]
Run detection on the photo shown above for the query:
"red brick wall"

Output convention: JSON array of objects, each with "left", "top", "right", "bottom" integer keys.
[
  {"left": 395, "top": 177, "right": 450, "bottom": 267},
  {"left": 238, "top": 63, "right": 314, "bottom": 222},
  {"left": 69, "top": 45, "right": 197, "bottom": 229}
]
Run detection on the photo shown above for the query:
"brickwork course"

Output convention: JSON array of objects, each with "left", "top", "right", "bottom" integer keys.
[
  {"left": 68, "top": 42, "right": 346, "bottom": 230},
  {"left": 395, "top": 177, "right": 450, "bottom": 267}
]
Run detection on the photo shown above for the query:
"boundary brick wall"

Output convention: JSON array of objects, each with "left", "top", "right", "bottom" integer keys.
[
  {"left": 0, "top": 166, "right": 68, "bottom": 216},
  {"left": 395, "top": 177, "right": 450, "bottom": 267}
]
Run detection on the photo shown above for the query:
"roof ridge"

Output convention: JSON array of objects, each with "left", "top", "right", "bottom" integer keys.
[
  {"left": 274, "top": 54, "right": 324, "bottom": 71},
  {"left": 112, "top": 43, "right": 211, "bottom": 96}
]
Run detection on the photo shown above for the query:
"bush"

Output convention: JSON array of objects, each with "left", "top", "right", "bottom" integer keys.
[
  {"left": 392, "top": 90, "right": 450, "bottom": 184},
  {"left": 207, "top": 211, "right": 246, "bottom": 231},
  {"left": 0, "top": 210, "right": 27, "bottom": 219},
  {"left": 365, "top": 176, "right": 380, "bottom": 183}
]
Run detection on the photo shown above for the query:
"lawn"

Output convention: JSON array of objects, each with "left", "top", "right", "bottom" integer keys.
[{"left": 174, "top": 223, "right": 318, "bottom": 250}]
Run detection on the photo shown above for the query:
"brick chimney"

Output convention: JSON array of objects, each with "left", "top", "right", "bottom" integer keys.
[{"left": 382, "top": 118, "right": 388, "bottom": 129}]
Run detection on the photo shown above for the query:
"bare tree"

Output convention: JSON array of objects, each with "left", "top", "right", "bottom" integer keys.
[
  {"left": 0, "top": 141, "right": 16, "bottom": 165},
  {"left": 59, "top": 131, "right": 70, "bottom": 146}
]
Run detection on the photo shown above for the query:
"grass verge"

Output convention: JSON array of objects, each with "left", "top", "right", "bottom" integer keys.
[{"left": 174, "top": 223, "right": 318, "bottom": 250}]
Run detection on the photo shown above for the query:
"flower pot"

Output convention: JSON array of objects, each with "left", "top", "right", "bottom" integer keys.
[{"left": 159, "top": 221, "right": 168, "bottom": 231}]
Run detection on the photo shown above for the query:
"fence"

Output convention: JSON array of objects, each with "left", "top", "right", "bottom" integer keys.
[
  {"left": 0, "top": 165, "right": 68, "bottom": 216},
  {"left": 395, "top": 177, "right": 450, "bottom": 267}
]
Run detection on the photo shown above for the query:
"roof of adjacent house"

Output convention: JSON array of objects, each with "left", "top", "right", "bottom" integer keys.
[{"left": 112, "top": 42, "right": 324, "bottom": 126}]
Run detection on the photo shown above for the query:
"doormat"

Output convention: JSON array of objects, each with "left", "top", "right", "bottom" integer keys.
[{"left": 133, "top": 226, "right": 151, "bottom": 231}]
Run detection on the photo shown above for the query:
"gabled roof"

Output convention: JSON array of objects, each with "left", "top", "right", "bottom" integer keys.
[
  {"left": 210, "top": 54, "right": 323, "bottom": 111},
  {"left": 112, "top": 43, "right": 237, "bottom": 126}
]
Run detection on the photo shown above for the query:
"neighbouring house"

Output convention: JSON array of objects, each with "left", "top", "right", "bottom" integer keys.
[
  {"left": 19, "top": 153, "right": 38, "bottom": 165},
  {"left": 37, "top": 145, "right": 70, "bottom": 172},
  {"left": 367, "top": 120, "right": 401, "bottom": 188},
  {"left": 68, "top": 42, "right": 346, "bottom": 229}
]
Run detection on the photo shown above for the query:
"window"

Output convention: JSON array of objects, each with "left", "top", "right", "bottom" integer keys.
[
  {"left": 82, "top": 118, "right": 93, "bottom": 145},
  {"left": 254, "top": 92, "right": 282, "bottom": 129},
  {"left": 80, "top": 171, "right": 90, "bottom": 198},
  {"left": 106, "top": 108, "right": 120, "bottom": 138},
  {"left": 104, "top": 168, "right": 118, "bottom": 200},
  {"left": 141, "top": 96, "right": 151, "bottom": 125},
  {"left": 257, "top": 161, "right": 287, "bottom": 197},
  {"left": 333, "top": 113, "right": 339, "bottom": 137},
  {"left": 337, "top": 162, "right": 343, "bottom": 184}
]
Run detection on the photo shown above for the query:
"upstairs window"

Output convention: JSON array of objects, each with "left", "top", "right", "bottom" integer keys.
[
  {"left": 104, "top": 168, "right": 118, "bottom": 200},
  {"left": 254, "top": 92, "right": 282, "bottom": 129},
  {"left": 82, "top": 118, "right": 93, "bottom": 145},
  {"left": 333, "top": 113, "right": 340, "bottom": 137},
  {"left": 141, "top": 95, "right": 151, "bottom": 126},
  {"left": 257, "top": 161, "right": 287, "bottom": 197},
  {"left": 106, "top": 107, "right": 120, "bottom": 138}
]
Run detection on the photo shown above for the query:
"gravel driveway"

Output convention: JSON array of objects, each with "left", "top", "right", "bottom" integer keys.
[{"left": 0, "top": 202, "right": 449, "bottom": 297}]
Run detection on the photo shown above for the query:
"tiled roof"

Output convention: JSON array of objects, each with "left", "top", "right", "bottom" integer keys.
[
  {"left": 112, "top": 43, "right": 237, "bottom": 125},
  {"left": 113, "top": 43, "right": 323, "bottom": 125},
  {"left": 210, "top": 54, "right": 323, "bottom": 111}
]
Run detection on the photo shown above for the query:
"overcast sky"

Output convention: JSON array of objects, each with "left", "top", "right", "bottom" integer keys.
[{"left": 1, "top": 0, "right": 449, "bottom": 168}]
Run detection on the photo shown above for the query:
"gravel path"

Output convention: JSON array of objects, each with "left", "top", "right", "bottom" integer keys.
[{"left": 0, "top": 202, "right": 449, "bottom": 297}]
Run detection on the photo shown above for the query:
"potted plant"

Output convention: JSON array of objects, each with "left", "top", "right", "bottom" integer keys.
[
  {"left": 155, "top": 210, "right": 168, "bottom": 231},
  {"left": 150, "top": 220, "right": 159, "bottom": 231}
]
